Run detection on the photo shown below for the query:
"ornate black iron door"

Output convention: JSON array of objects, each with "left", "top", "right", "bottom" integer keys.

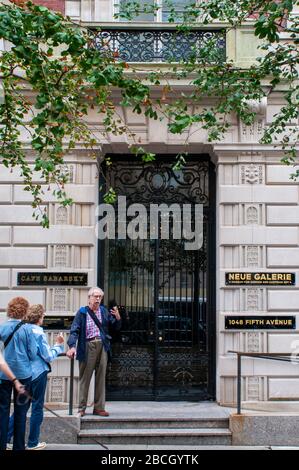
[{"left": 99, "top": 156, "right": 216, "bottom": 400}]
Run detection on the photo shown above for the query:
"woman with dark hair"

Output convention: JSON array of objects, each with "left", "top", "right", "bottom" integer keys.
[{"left": 0, "top": 297, "right": 37, "bottom": 451}]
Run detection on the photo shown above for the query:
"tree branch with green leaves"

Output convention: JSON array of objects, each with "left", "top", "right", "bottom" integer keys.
[{"left": 0, "top": 0, "right": 298, "bottom": 226}]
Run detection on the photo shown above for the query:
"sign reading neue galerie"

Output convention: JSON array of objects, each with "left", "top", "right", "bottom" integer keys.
[
  {"left": 225, "top": 316, "right": 296, "bottom": 329},
  {"left": 225, "top": 272, "right": 295, "bottom": 285},
  {"left": 17, "top": 272, "right": 88, "bottom": 286}
]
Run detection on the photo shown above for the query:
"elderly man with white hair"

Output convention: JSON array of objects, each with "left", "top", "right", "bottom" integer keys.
[{"left": 67, "top": 287, "right": 121, "bottom": 417}]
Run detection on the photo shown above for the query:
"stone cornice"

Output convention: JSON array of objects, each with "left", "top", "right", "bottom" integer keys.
[{"left": 212, "top": 143, "right": 299, "bottom": 163}]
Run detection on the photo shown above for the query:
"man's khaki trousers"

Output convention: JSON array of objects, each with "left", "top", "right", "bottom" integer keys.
[{"left": 79, "top": 340, "right": 108, "bottom": 411}]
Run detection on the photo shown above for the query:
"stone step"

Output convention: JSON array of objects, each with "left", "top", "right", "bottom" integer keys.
[
  {"left": 81, "top": 417, "right": 229, "bottom": 430},
  {"left": 78, "top": 428, "right": 232, "bottom": 446}
]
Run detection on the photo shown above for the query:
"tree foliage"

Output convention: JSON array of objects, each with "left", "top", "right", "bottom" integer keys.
[{"left": 0, "top": 0, "right": 298, "bottom": 226}]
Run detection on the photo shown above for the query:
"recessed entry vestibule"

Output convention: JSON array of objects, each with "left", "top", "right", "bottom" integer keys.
[{"left": 98, "top": 155, "right": 216, "bottom": 400}]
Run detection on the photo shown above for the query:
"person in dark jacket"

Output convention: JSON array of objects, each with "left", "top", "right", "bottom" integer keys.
[{"left": 67, "top": 287, "right": 121, "bottom": 417}]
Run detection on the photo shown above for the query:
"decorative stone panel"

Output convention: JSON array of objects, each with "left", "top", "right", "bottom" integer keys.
[
  {"left": 246, "top": 205, "right": 258, "bottom": 224},
  {"left": 240, "top": 119, "right": 264, "bottom": 142},
  {"left": 246, "top": 288, "right": 262, "bottom": 311},
  {"left": 53, "top": 288, "right": 68, "bottom": 311},
  {"left": 245, "top": 245, "right": 260, "bottom": 267},
  {"left": 247, "top": 376, "right": 260, "bottom": 401},
  {"left": 56, "top": 206, "right": 68, "bottom": 225},
  {"left": 47, "top": 288, "right": 72, "bottom": 312},
  {"left": 55, "top": 245, "right": 68, "bottom": 267},
  {"left": 239, "top": 98, "right": 267, "bottom": 142},
  {"left": 240, "top": 164, "right": 264, "bottom": 184},
  {"left": 247, "top": 332, "right": 260, "bottom": 352},
  {"left": 48, "top": 377, "right": 65, "bottom": 402}
]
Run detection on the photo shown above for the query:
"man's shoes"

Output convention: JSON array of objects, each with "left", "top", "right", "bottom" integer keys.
[
  {"left": 26, "top": 442, "right": 47, "bottom": 451},
  {"left": 93, "top": 409, "right": 109, "bottom": 417},
  {"left": 6, "top": 443, "right": 13, "bottom": 450},
  {"left": 78, "top": 409, "right": 86, "bottom": 417}
]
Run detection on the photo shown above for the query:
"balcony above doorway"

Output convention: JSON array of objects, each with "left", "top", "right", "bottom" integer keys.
[{"left": 93, "top": 27, "right": 226, "bottom": 63}]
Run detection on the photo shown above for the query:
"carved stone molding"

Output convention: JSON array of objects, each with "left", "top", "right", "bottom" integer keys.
[
  {"left": 66, "top": 164, "right": 75, "bottom": 183},
  {"left": 56, "top": 206, "right": 68, "bottom": 224},
  {"left": 239, "top": 151, "right": 263, "bottom": 159},
  {"left": 240, "top": 164, "right": 264, "bottom": 184},
  {"left": 246, "top": 246, "right": 259, "bottom": 267},
  {"left": 247, "top": 376, "right": 260, "bottom": 401},
  {"left": 53, "top": 288, "right": 67, "bottom": 311},
  {"left": 247, "top": 288, "right": 260, "bottom": 311},
  {"left": 48, "top": 377, "right": 64, "bottom": 402},
  {"left": 246, "top": 97, "right": 267, "bottom": 116},
  {"left": 247, "top": 332, "right": 260, "bottom": 352},
  {"left": 245, "top": 205, "right": 259, "bottom": 225},
  {"left": 55, "top": 245, "right": 68, "bottom": 267},
  {"left": 60, "top": 164, "right": 75, "bottom": 184},
  {"left": 239, "top": 97, "right": 267, "bottom": 143},
  {"left": 240, "top": 120, "right": 265, "bottom": 142}
]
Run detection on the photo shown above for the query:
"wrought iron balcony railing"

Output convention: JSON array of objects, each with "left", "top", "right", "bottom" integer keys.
[{"left": 94, "top": 28, "right": 226, "bottom": 63}]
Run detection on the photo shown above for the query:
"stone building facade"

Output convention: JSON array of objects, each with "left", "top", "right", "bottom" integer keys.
[{"left": 0, "top": 0, "right": 299, "bottom": 406}]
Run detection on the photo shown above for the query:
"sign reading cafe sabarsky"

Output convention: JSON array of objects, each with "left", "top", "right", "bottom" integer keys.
[
  {"left": 226, "top": 272, "right": 295, "bottom": 285},
  {"left": 17, "top": 272, "right": 88, "bottom": 286}
]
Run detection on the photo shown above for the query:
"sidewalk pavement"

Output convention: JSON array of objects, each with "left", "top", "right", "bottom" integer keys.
[{"left": 35, "top": 444, "right": 299, "bottom": 450}]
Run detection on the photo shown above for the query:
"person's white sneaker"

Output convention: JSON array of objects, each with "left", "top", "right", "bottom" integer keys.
[
  {"left": 6, "top": 443, "right": 13, "bottom": 450},
  {"left": 26, "top": 442, "right": 47, "bottom": 450}
]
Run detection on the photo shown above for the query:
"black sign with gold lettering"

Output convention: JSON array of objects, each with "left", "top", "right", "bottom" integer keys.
[
  {"left": 225, "top": 316, "right": 296, "bottom": 329},
  {"left": 226, "top": 272, "right": 295, "bottom": 285},
  {"left": 17, "top": 272, "right": 88, "bottom": 286}
]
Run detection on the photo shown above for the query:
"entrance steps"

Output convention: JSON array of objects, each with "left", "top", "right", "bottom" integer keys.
[{"left": 78, "top": 417, "right": 232, "bottom": 446}]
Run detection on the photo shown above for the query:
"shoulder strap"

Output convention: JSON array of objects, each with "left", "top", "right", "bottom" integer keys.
[
  {"left": 4, "top": 321, "right": 25, "bottom": 348},
  {"left": 87, "top": 308, "right": 103, "bottom": 332}
]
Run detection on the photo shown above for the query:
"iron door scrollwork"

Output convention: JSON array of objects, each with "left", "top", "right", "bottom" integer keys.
[{"left": 101, "top": 156, "right": 216, "bottom": 400}]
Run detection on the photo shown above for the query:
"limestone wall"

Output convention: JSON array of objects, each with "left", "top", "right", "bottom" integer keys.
[
  {"left": 217, "top": 154, "right": 299, "bottom": 405},
  {"left": 1, "top": 0, "right": 298, "bottom": 405},
  {"left": 0, "top": 154, "right": 98, "bottom": 323}
]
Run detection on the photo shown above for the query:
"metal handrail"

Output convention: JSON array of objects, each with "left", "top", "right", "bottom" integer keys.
[
  {"left": 93, "top": 28, "right": 226, "bottom": 63},
  {"left": 57, "top": 353, "right": 74, "bottom": 416},
  {"left": 228, "top": 351, "right": 299, "bottom": 415}
]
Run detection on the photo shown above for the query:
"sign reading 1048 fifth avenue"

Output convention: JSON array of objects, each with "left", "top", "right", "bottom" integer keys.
[
  {"left": 225, "top": 316, "right": 296, "bottom": 330},
  {"left": 225, "top": 272, "right": 295, "bottom": 285},
  {"left": 17, "top": 272, "right": 88, "bottom": 286}
]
